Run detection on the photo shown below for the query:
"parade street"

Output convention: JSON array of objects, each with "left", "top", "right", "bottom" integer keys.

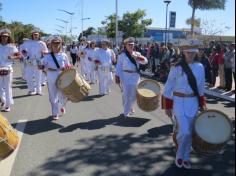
[{"left": 0, "top": 64, "right": 235, "bottom": 176}]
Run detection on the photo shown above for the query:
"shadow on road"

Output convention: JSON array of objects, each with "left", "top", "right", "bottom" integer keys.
[
  {"left": 82, "top": 94, "right": 105, "bottom": 101},
  {"left": 29, "top": 129, "right": 235, "bottom": 176},
  {"left": 12, "top": 117, "right": 64, "bottom": 135},
  {"left": 59, "top": 116, "right": 150, "bottom": 133}
]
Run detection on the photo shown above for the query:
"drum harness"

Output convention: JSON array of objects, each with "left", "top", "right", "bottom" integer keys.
[{"left": 124, "top": 49, "right": 140, "bottom": 74}]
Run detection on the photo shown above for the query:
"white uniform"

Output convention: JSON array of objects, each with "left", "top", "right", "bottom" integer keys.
[
  {"left": 163, "top": 62, "right": 205, "bottom": 161},
  {"left": 95, "top": 48, "right": 115, "bottom": 95},
  {"left": 116, "top": 51, "right": 148, "bottom": 116},
  {"left": 19, "top": 44, "right": 27, "bottom": 80},
  {"left": 87, "top": 47, "right": 99, "bottom": 84},
  {"left": 78, "top": 45, "right": 88, "bottom": 78},
  {"left": 0, "top": 44, "right": 18, "bottom": 109},
  {"left": 22, "top": 40, "right": 48, "bottom": 94},
  {"left": 42, "top": 52, "right": 69, "bottom": 117}
]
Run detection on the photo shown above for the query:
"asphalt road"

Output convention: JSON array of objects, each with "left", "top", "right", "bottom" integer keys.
[{"left": 0, "top": 64, "right": 235, "bottom": 176}]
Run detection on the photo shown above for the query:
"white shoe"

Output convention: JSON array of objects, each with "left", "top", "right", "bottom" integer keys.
[
  {"left": 28, "top": 91, "right": 36, "bottom": 96},
  {"left": 4, "top": 107, "right": 11, "bottom": 112},
  {"left": 1, "top": 103, "right": 5, "bottom": 111},
  {"left": 175, "top": 158, "right": 183, "bottom": 168},
  {"left": 183, "top": 161, "right": 192, "bottom": 169},
  {"left": 52, "top": 115, "right": 59, "bottom": 120}
]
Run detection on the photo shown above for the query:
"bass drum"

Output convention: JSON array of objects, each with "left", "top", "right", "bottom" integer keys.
[
  {"left": 137, "top": 79, "right": 161, "bottom": 112},
  {"left": 56, "top": 68, "right": 91, "bottom": 103},
  {"left": 193, "top": 110, "right": 233, "bottom": 157},
  {"left": 0, "top": 114, "right": 19, "bottom": 161}
]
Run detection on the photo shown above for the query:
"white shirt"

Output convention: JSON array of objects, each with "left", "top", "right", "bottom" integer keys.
[
  {"left": 163, "top": 62, "right": 205, "bottom": 100},
  {"left": 22, "top": 40, "right": 48, "bottom": 59},
  {"left": 70, "top": 47, "right": 78, "bottom": 54},
  {"left": 95, "top": 48, "right": 115, "bottom": 67},
  {"left": 116, "top": 51, "right": 148, "bottom": 85},
  {"left": 42, "top": 52, "right": 70, "bottom": 70},
  {"left": 0, "top": 44, "right": 18, "bottom": 67},
  {"left": 87, "top": 48, "right": 99, "bottom": 61}
]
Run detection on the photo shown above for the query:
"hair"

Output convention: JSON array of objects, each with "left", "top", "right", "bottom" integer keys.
[
  {"left": 0, "top": 35, "right": 14, "bottom": 44},
  {"left": 31, "top": 33, "right": 41, "bottom": 40},
  {"left": 51, "top": 42, "right": 62, "bottom": 53}
]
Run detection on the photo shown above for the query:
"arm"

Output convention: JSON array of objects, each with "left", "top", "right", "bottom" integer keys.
[
  {"left": 199, "top": 64, "right": 207, "bottom": 108},
  {"left": 115, "top": 54, "right": 123, "bottom": 84}
]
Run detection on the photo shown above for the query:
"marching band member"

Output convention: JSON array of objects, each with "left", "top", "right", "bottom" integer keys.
[
  {"left": 87, "top": 40, "right": 98, "bottom": 84},
  {"left": 115, "top": 37, "right": 148, "bottom": 117},
  {"left": 41, "top": 36, "right": 71, "bottom": 120},
  {"left": 78, "top": 37, "right": 88, "bottom": 78},
  {"left": 0, "top": 29, "right": 20, "bottom": 112},
  {"left": 95, "top": 39, "right": 116, "bottom": 95},
  {"left": 21, "top": 29, "right": 48, "bottom": 96},
  {"left": 19, "top": 38, "right": 29, "bottom": 80},
  {"left": 162, "top": 39, "right": 207, "bottom": 169}
]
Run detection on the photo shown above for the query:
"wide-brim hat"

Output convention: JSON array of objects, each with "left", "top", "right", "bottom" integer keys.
[
  {"left": 180, "top": 39, "right": 203, "bottom": 52},
  {"left": 124, "top": 37, "right": 135, "bottom": 45},
  {"left": 51, "top": 36, "right": 62, "bottom": 43},
  {"left": 32, "top": 28, "right": 41, "bottom": 34},
  {"left": 0, "top": 28, "right": 11, "bottom": 36}
]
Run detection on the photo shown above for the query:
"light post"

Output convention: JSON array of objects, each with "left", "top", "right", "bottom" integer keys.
[
  {"left": 164, "top": 0, "right": 171, "bottom": 46},
  {"left": 81, "top": 18, "right": 91, "bottom": 37},
  {"left": 115, "top": 0, "right": 118, "bottom": 46},
  {"left": 56, "top": 18, "right": 69, "bottom": 43}
]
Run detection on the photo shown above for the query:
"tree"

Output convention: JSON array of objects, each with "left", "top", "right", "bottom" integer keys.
[
  {"left": 186, "top": 17, "right": 201, "bottom": 28},
  {"left": 188, "top": 0, "right": 227, "bottom": 37},
  {"left": 102, "top": 9, "right": 152, "bottom": 39},
  {"left": 78, "top": 27, "right": 96, "bottom": 41}
]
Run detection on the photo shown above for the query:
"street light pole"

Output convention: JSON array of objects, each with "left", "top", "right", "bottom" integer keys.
[
  {"left": 164, "top": 0, "right": 171, "bottom": 46},
  {"left": 115, "top": 0, "right": 119, "bottom": 46},
  {"left": 81, "top": 18, "right": 91, "bottom": 37}
]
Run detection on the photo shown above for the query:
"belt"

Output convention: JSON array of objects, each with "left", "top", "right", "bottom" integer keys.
[
  {"left": 173, "top": 92, "right": 196, "bottom": 98},
  {"left": 123, "top": 70, "right": 138, "bottom": 73}
]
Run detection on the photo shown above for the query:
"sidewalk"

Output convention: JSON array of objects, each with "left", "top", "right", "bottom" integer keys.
[{"left": 141, "top": 71, "right": 235, "bottom": 103}]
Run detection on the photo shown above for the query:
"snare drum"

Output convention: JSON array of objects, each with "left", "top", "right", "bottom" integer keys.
[
  {"left": 0, "top": 67, "right": 10, "bottom": 76},
  {"left": 137, "top": 79, "right": 161, "bottom": 112},
  {"left": 56, "top": 68, "right": 91, "bottom": 103},
  {"left": 0, "top": 114, "right": 19, "bottom": 161},
  {"left": 193, "top": 110, "right": 233, "bottom": 157}
]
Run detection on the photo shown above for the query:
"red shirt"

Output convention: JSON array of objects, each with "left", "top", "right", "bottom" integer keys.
[{"left": 218, "top": 49, "right": 225, "bottom": 65}]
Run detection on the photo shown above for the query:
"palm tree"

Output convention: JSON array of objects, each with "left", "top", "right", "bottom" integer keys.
[{"left": 188, "top": 0, "right": 227, "bottom": 37}]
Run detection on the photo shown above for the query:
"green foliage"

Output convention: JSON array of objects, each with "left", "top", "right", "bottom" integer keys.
[
  {"left": 102, "top": 9, "right": 152, "bottom": 39},
  {"left": 186, "top": 17, "right": 201, "bottom": 27},
  {"left": 78, "top": 27, "right": 96, "bottom": 40},
  {"left": 0, "top": 21, "right": 48, "bottom": 44}
]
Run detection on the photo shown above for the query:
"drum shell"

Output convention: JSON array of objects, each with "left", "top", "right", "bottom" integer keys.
[
  {"left": 192, "top": 110, "right": 233, "bottom": 157},
  {"left": 0, "top": 114, "right": 19, "bottom": 161},
  {"left": 137, "top": 80, "right": 161, "bottom": 112},
  {"left": 56, "top": 69, "right": 91, "bottom": 103}
]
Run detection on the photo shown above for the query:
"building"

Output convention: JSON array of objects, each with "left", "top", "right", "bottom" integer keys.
[{"left": 144, "top": 27, "right": 201, "bottom": 42}]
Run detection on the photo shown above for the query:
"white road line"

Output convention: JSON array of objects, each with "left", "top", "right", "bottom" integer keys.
[{"left": 0, "top": 119, "right": 27, "bottom": 176}]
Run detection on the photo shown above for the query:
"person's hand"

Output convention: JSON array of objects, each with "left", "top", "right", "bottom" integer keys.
[
  {"left": 115, "top": 76, "right": 120, "bottom": 84},
  {"left": 65, "top": 64, "right": 73, "bottom": 70},
  {"left": 199, "top": 105, "right": 208, "bottom": 112},
  {"left": 165, "top": 109, "right": 173, "bottom": 118}
]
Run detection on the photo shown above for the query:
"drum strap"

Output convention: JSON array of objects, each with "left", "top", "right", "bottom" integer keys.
[
  {"left": 125, "top": 50, "right": 140, "bottom": 74},
  {"left": 177, "top": 59, "right": 202, "bottom": 108},
  {"left": 51, "top": 52, "right": 60, "bottom": 69}
]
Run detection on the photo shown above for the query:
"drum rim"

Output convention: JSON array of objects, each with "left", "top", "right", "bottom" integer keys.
[
  {"left": 194, "top": 109, "right": 233, "bottom": 145},
  {"left": 56, "top": 68, "right": 77, "bottom": 90},
  {"left": 137, "top": 79, "right": 162, "bottom": 98}
]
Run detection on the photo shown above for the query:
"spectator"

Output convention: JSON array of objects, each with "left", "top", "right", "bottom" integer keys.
[
  {"left": 209, "top": 47, "right": 219, "bottom": 87},
  {"left": 224, "top": 43, "right": 235, "bottom": 91},
  {"left": 70, "top": 42, "right": 78, "bottom": 66},
  {"left": 216, "top": 43, "right": 226, "bottom": 89},
  {"left": 198, "top": 48, "right": 211, "bottom": 84}
]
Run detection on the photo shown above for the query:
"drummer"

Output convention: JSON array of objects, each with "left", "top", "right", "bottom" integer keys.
[
  {"left": 0, "top": 29, "right": 20, "bottom": 112},
  {"left": 42, "top": 36, "right": 72, "bottom": 120},
  {"left": 115, "top": 37, "right": 148, "bottom": 118},
  {"left": 162, "top": 39, "right": 207, "bottom": 169}
]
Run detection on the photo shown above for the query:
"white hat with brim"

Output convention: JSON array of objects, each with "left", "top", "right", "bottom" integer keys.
[
  {"left": 51, "top": 36, "right": 62, "bottom": 43},
  {"left": 32, "top": 29, "right": 40, "bottom": 34},
  {"left": 0, "top": 28, "right": 11, "bottom": 36},
  {"left": 180, "top": 39, "right": 203, "bottom": 51},
  {"left": 124, "top": 37, "right": 135, "bottom": 44}
]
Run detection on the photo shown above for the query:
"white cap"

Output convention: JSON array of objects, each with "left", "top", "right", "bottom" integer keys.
[
  {"left": 0, "top": 28, "right": 11, "bottom": 36},
  {"left": 32, "top": 28, "right": 41, "bottom": 34},
  {"left": 80, "top": 36, "right": 87, "bottom": 41},
  {"left": 124, "top": 37, "right": 135, "bottom": 44},
  {"left": 50, "top": 35, "right": 62, "bottom": 43},
  {"left": 179, "top": 39, "right": 203, "bottom": 51}
]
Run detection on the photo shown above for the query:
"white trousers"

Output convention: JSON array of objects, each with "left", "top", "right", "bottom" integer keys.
[
  {"left": 25, "top": 64, "right": 42, "bottom": 93},
  {"left": 47, "top": 72, "right": 67, "bottom": 116},
  {"left": 0, "top": 72, "right": 14, "bottom": 107},
  {"left": 86, "top": 63, "right": 96, "bottom": 84},
  {"left": 98, "top": 70, "right": 112, "bottom": 95},
  {"left": 122, "top": 83, "right": 137, "bottom": 116},
  {"left": 173, "top": 96, "right": 199, "bottom": 161}
]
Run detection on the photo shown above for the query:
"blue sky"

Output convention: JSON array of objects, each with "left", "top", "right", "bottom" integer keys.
[{"left": 1, "top": 0, "right": 235, "bottom": 36}]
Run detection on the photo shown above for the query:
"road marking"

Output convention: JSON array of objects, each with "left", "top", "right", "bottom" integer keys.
[{"left": 0, "top": 119, "right": 27, "bottom": 176}]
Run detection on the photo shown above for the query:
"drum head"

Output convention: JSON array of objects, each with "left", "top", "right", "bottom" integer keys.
[
  {"left": 137, "top": 80, "right": 161, "bottom": 98},
  {"left": 195, "top": 110, "right": 232, "bottom": 145},
  {"left": 56, "top": 69, "right": 77, "bottom": 89}
]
